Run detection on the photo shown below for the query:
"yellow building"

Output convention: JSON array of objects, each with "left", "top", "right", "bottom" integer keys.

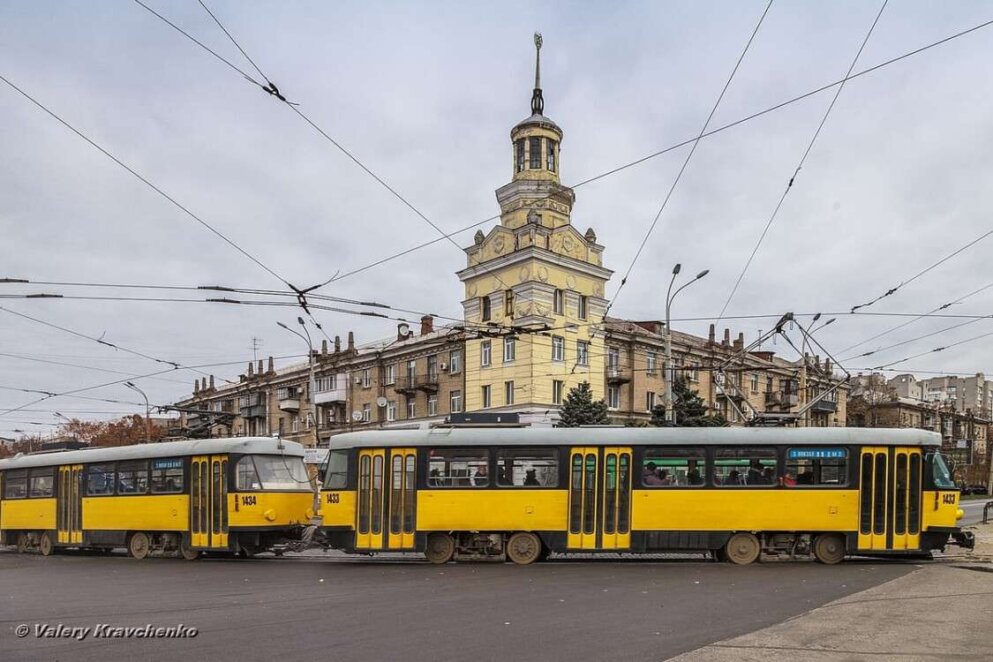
[{"left": 457, "top": 37, "right": 611, "bottom": 422}]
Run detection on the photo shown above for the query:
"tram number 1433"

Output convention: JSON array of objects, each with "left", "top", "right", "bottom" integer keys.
[{"left": 326, "top": 493, "right": 340, "bottom": 504}]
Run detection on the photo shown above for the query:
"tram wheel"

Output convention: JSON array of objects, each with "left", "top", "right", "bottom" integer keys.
[
  {"left": 725, "top": 532, "right": 761, "bottom": 565},
  {"left": 38, "top": 532, "right": 55, "bottom": 557},
  {"left": 506, "top": 532, "right": 542, "bottom": 565},
  {"left": 424, "top": 532, "right": 455, "bottom": 564},
  {"left": 813, "top": 533, "right": 846, "bottom": 565},
  {"left": 179, "top": 537, "right": 201, "bottom": 561},
  {"left": 16, "top": 533, "right": 30, "bottom": 554},
  {"left": 128, "top": 532, "right": 151, "bottom": 560}
]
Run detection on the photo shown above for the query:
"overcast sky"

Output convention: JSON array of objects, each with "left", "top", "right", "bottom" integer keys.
[{"left": 2, "top": 0, "right": 993, "bottom": 436}]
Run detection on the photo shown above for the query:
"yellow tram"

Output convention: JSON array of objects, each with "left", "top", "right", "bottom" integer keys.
[
  {"left": 318, "top": 427, "right": 967, "bottom": 564},
  {"left": 0, "top": 437, "right": 315, "bottom": 559}
]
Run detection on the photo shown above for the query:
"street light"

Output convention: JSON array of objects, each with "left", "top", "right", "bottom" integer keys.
[
  {"left": 664, "top": 264, "right": 709, "bottom": 425},
  {"left": 125, "top": 382, "right": 151, "bottom": 443}
]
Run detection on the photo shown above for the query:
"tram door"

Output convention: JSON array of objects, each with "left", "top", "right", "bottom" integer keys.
[
  {"left": 567, "top": 447, "right": 632, "bottom": 550},
  {"left": 57, "top": 465, "right": 83, "bottom": 544},
  {"left": 356, "top": 448, "right": 417, "bottom": 550},
  {"left": 191, "top": 455, "right": 229, "bottom": 549},
  {"left": 858, "top": 447, "right": 922, "bottom": 551}
]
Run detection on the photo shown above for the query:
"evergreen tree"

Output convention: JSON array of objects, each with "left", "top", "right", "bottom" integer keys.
[
  {"left": 557, "top": 382, "right": 609, "bottom": 427},
  {"left": 650, "top": 376, "right": 727, "bottom": 427}
]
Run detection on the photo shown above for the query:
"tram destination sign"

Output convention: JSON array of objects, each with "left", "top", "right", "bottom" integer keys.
[
  {"left": 787, "top": 448, "right": 846, "bottom": 460},
  {"left": 152, "top": 458, "right": 183, "bottom": 470}
]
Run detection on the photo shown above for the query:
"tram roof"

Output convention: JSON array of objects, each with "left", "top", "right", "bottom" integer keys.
[
  {"left": 326, "top": 426, "right": 941, "bottom": 450},
  {"left": 0, "top": 437, "right": 305, "bottom": 471}
]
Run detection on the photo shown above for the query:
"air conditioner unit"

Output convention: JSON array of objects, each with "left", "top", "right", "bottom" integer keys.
[
  {"left": 354, "top": 377, "right": 362, "bottom": 385},
  {"left": 439, "top": 362, "right": 448, "bottom": 371}
]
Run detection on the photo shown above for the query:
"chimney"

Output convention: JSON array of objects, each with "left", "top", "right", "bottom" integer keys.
[
  {"left": 708, "top": 324, "right": 715, "bottom": 344},
  {"left": 248, "top": 362, "right": 254, "bottom": 377},
  {"left": 193, "top": 379, "right": 200, "bottom": 395},
  {"left": 267, "top": 356, "right": 274, "bottom": 374},
  {"left": 321, "top": 339, "right": 328, "bottom": 355},
  {"left": 824, "top": 359, "right": 832, "bottom": 373},
  {"left": 737, "top": 332, "right": 744, "bottom": 348},
  {"left": 334, "top": 335, "right": 341, "bottom": 353},
  {"left": 723, "top": 328, "right": 730, "bottom": 346},
  {"left": 257, "top": 359, "right": 264, "bottom": 375},
  {"left": 347, "top": 331, "right": 355, "bottom": 352},
  {"left": 420, "top": 314, "right": 434, "bottom": 336},
  {"left": 209, "top": 375, "right": 215, "bottom": 389}
]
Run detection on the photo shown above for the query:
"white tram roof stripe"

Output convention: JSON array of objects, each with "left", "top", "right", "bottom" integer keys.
[
  {"left": 326, "top": 427, "right": 941, "bottom": 450},
  {"left": 0, "top": 437, "right": 305, "bottom": 471}
]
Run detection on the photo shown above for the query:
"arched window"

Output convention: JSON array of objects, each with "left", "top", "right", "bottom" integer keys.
[
  {"left": 529, "top": 137, "right": 541, "bottom": 169},
  {"left": 515, "top": 139, "right": 525, "bottom": 172},
  {"left": 547, "top": 139, "right": 556, "bottom": 172}
]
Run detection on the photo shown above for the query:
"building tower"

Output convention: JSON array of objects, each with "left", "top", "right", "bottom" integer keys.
[{"left": 457, "top": 33, "right": 613, "bottom": 423}]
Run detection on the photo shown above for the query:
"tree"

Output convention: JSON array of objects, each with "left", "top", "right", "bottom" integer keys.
[
  {"left": 650, "top": 376, "right": 727, "bottom": 427},
  {"left": 557, "top": 382, "right": 609, "bottom": 427}
]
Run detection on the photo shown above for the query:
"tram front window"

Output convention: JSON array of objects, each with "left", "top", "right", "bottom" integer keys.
[
  {"left": 236, "top": 455, "right": 312, "bottom": 491},
  {"left": 931, "top": 453, "right": 956, "bottom": 489}
]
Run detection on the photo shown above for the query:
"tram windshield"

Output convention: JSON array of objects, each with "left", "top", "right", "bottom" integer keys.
[
  {"left": 236, "top": 455, "right": 312, "bottom": 491},
  {"left": 931, "top": 453, "right": 956, "bottom": 489}
]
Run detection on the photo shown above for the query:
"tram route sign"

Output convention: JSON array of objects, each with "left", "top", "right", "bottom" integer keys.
[
  {"left": 787, "top": 448, "right": 845, "bottom": 460},
  {"left": 152, "top": 458, "right": 182, "bottom": 470}
]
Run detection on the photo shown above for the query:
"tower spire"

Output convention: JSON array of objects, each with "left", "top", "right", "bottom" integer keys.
[{"left": 531, "top": 32, "right": 544, "bottom": 115}]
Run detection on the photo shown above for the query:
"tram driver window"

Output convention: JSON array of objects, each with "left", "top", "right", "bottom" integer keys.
[
  {"left": 427, "top": 449, "right": 489, "bottom": 487},
  {"left": 150, "top": 458, "right": 184, "bottom": 494},
  {"left": 29, "top": 468, "right": 54, "bottom": 498},
  {"left": 86, "top": 464, "right": 116, "bottom": 495},
  {"left": 714, "top": 448, "right": 777, "bottom": 487},
  {"left": 324, "top": 450, "right": 349, "bottom": 490},
  {"left": 3, "top": 470, "right": 27, "bottom": 499},
  {"left": 642, "top": 448, "right": 705, "bottom": 487},
  {"left": 117, "top": 460, "right": 149, "bottom": 494},
  {"left": 784, "top": 448, "right": 848, "bottom": 487},
  {"left": 236, "top": 456, "right": 263, "bottom": 490},
  {"left": 496, "top": 448, "right": 558, "bottom": 487}
]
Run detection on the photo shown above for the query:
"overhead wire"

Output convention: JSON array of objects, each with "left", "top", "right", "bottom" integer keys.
[
  {"left": 841, "top": 312, "right": 993, "bottom": 363},
  {"left": 605, "top": 0, "right": 773, "bottom": 315},
  {"left": 869, "top": 327, "right": 993, "bottom": 370},
  {"left": 716, "top": 0, "right": 888, "bottom": 323}
]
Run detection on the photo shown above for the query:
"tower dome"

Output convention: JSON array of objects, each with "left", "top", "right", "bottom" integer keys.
[{"left": 510, "top": 32, "right": 562, "bottom": 184}]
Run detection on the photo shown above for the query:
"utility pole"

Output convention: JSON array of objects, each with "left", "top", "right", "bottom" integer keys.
[{"left": 664, "top": 264, "right": 709, "bottom": 425}]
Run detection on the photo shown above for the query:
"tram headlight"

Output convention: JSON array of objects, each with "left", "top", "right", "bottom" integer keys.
[
  {"left": 264, "top": 509, "right": 277, "bottom": 522},
  {"left": 956, "top": 508, "right": 964, "bottom": 520}
]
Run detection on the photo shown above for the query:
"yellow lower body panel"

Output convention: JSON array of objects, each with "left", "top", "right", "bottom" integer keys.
[
  {"left": 82, "top": 496, "right": 188, "bottom": 531},
  {"left": 417, "top": 490, "right": 568, "bottom": 531},
  {"left": 228, "top": 492, "right": 312, "bottom": 528},
  {"left": 632, "top": 489, "right": 858, "bottom": 532},
  {"left": 0, "top": 498, "right": 56, "bottom": 530},
  {"left": 319, "top": 490, "right": 357, "bottom": 527}
]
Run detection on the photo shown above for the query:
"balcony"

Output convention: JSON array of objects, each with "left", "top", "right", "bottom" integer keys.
[
  {"left": 314, "top": 387, "right": 347, "bottom": 404},
  {"left": 239, "top": 405, "right": 266, "bottom": 419},
  {"left": 278, "top": 398, "right": 301, "bottom": 412},
  {"left": 810, "top": 399, "right": 837, "bottom": 413},
  {"left": 765, "top": 391, "right": 782, "bottom": 406},
  {"left": 606, "top": 367, "right": 632, "bottom": 384},
  {"left": 394, "top": 375, "right": 439, "bottom": 394},
  {"left": 418, "top": 373, "right": 440, "bottom": 393}
]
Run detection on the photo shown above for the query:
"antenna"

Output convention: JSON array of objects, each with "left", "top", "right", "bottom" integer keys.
[{"left": 249, "top": 336, "right": 264, "bottom": 362}]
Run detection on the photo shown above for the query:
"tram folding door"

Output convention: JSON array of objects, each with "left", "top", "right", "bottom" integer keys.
[
  {"left": 57, "top": 465, "right": 83, "bottom": 544},
  {"left": 567, "top": 447, "right": 632, "bottom": 550},
  {"left": 355, "top": 448, "right": 416, "bottom": 551},
  {"left": 858, "top": 447, "right": 922, "bottom": 551},
  {"left": 190, "top": 455, "right": 229, "bottom": 549}
]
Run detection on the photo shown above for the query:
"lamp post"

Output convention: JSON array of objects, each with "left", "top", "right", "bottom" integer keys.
[
  {"left": 277, "top": 318, "right": 319, "bottom": 449},
  {"left": 664, "top": 264, "right": 709, "bottom": 425},
  {"left": 125, "top": 382, "right": 151, "bottom": 443}
]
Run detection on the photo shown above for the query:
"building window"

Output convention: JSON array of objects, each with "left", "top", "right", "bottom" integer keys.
[
  {"left": 646, "top": 392, "right": 656, "bottom": 412},
  {"left": 647, "top": 352, "right": 657, "bottom": 375},
  {"left": 504, "top": 337, "right": 516, "bottom": 363},
  {"left": 552, "top": 336, "right": 565, "bottom": 362},
  {"left": 427, "top": 355, "right": 438, "bottom": 381},
  {"left": 384, "top": 364, "right": 396, "bottom": 385},
  {"left": 316, "top": 375, "right": 337, "bottom": 392},
  {"left": 751, "top": 373, "right": 760, "bottom": 393},
  {"left": 450, "top": 390, "right": 463, "bottom": 413},
  {"left": 505, "top": 289, "right": 514, "bottom": 317},
  {"left": 529, "top": 136, "right": 541, "bottom": 169},
  {"left": 362, "top": 403, "right": 371, "bottom": 422},
  {"left": 386, "top": 400, "right": 397, "bottom": 422},
  {"left": 515, "top": 139, "right": 525, "bottom": 173},
  {"left": 546, "top": 139, "right": 556, "bottom": 172},
  {"left": 481, "top": 341, "right": 492, "bottom": 367},
  {"left": 608, "top": 386, "right": 619, "bottom": 409},
  {"left": 578, "top": 294, "right": 587, "bottom": 320},
  {"left": 577, "top": 341, "right": 589, "bottom": 366},
  {"left": 687, "top": 361, "right": 700, "bottom": 383},
  {"left": 481, "top": 295, "right": 491, "bottom": 321},
  {"left": 407, "top": 398, "right": 416, "bottom": 419},
  {"left": 505, "top": 381, "right": 515, "bottom": 405},
  {"left": 481, "top": 385, "right": 492, "bottom": 408},
  {"left": 553, "top": 289, "right": 564, "bottom": 315},
  {"left": 608, "top": 347, "right": 619, "bottom": 370},
  {"left": 553, "top": 380, "right": 564, "bottom": 405},
  {"left": 449, "top": 349, "right": 462, "bottom": 374},
  {"left": 362, "top": 368, "right": 371, "bottom": 388},
  {"left": 428, "top": 394, "right": 438, "bottom": 417}
]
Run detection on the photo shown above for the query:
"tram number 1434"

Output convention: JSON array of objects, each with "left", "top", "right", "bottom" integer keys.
[{"left": 241, "top": 495, "right": 258, "bottom": 506}]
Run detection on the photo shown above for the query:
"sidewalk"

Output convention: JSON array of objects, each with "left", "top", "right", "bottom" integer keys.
[{"left": 671, "top": 527, "right": 993, "bottom": 661}]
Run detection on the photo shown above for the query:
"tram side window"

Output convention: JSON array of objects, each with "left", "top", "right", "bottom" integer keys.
[
  {"left": 496, "top": 448, "right": 558, "bottom": 487},
  {"left": 428, "top": 448, "right": 489, "bottom": 487},
  {"left": 117, "top": 460, "right": 149, "bottom": 494},
  {"left": 150, "top": 458, "right": 184, "bottom": 494},
  {"left": 29, "top": 468, "right": 55, "bottom": 498},
  {"left": 3, "top": 470, "right": 27, "bottom": 499},
  {"left": 324, "top": 450, "right": 349, "bottom": 490},
  {"left": 714, "top": 447, "right": 777, "bottom": 487},
  {"left": 86, "top": 463, "right": 116, "bottom": 495},
  {"left": 642, "top": 448, "right": 705, "bottom": 487},
  {"left": 784, "top": 448, "right": 848, "bottom": 487}
]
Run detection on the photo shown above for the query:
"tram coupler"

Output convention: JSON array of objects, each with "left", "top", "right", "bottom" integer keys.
[{"left": 950, "top": 530, "right": 976, "bottom": 550}]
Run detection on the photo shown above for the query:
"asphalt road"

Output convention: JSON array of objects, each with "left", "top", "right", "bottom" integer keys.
[
  {"left": 960, "top": 497, "right": 992, "bottom": 526},
  {"left": 0, "top": 549, "right": 915, "bottom": 662}
]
